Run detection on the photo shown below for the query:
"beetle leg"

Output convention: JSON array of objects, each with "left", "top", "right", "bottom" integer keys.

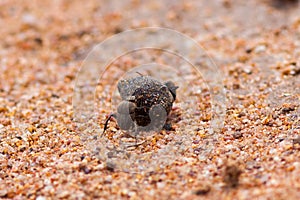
[
  {"left": 120, "top": 131, "right": 135, "bottom": 138},
  {"left": 126, "top": 140, "right": 146, "bottom": 149},
  {"left": 135, "top": 71, "right": 144, "bottom": 76},
  {"left": 134, "top": 125, "right": 138, "bottom": 144},
  {"left": 102, "top": 113, "right": 116, "bottom": 137}
]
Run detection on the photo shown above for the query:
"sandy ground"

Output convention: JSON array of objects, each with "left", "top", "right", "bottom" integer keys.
[{"left": 0, "top": 0, "right": 300, "bottom": 199}]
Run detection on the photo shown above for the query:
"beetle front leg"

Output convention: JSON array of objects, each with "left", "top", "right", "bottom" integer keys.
[{"left": 102, "top": 113, "right": 117, "bottom": 137}]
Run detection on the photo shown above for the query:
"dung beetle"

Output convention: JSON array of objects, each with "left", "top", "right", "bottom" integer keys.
[{"left": 103, "top": 75, "right": 178, "bottom": 136}]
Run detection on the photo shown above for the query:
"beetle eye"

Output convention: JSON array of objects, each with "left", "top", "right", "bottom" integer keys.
[{"left": 160, "top": 85, "right": 168, "bottom": 93}]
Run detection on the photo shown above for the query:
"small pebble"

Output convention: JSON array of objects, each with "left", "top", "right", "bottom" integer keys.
[
  {"left": 233, "top": 131, "right": 243, "bottom": 139},
  {"left": 194, "top": 185, "right": 211, "bottom": 195}
]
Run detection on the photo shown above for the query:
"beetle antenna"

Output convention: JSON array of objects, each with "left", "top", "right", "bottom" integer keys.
[
  {"left": 136, "top": 72, "right": 144, "bottom": 76},
  {"left": 102, "top": 113, "right": 116, "bottom": 137}
]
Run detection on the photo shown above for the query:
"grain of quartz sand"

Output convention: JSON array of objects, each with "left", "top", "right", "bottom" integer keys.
[{"left": 0, "top": 0, "right": 300, "bottom": 199}]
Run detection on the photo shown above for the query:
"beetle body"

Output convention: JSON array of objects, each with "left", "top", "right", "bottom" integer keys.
[{"left": 103, "top": 75, "right": 178, "bottom": 134}]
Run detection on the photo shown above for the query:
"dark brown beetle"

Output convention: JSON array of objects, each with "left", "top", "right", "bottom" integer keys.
[{"left": 103, "top": 75, "right": 178, "bottom": 136}]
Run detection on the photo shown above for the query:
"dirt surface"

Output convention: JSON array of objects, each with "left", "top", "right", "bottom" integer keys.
[{"left": 0, "top": 0, "right": 300, "bottom": 199}]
